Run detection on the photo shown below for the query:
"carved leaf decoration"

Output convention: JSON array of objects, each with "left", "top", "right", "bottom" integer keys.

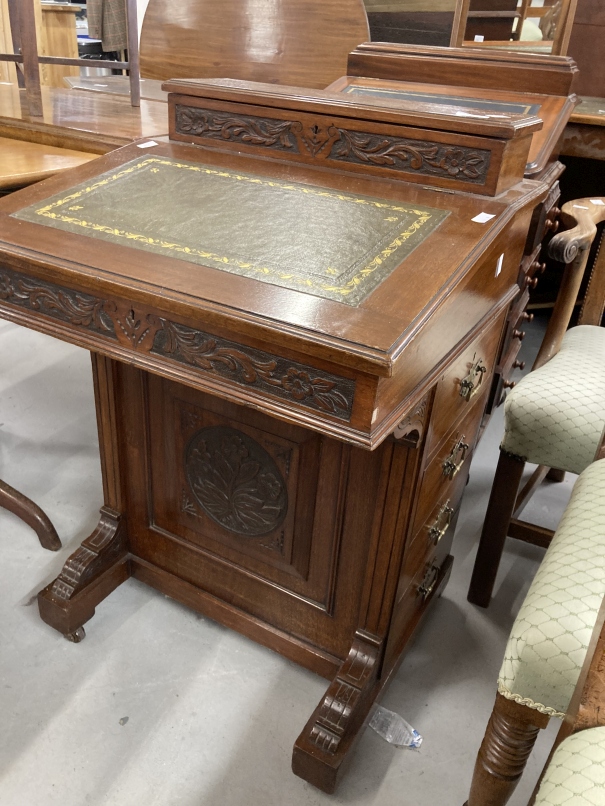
[
  {"left": 309, "top": 379, "right": 349, "bottom": 413},
  {"left": 330, "top": 130, "right": 487, "bottom": 182},
  {"left": 154, "top": 321, "right": 352, "bottom": 417},
  {"left": 175, "top": 107, "right": 296, "bottom": 149},
  {"left": 0, "top": 272, "right": 114, "bottom": 333},
  {"left": 158, "top": 321, "right": 277, "bottom": 383},
  {"left": 186, "top": 427, "right": 288, "bottom": 537}
]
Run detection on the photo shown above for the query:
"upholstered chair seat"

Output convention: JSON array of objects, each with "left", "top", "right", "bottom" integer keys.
[
  {"left": 534, "top": 726, "right": 605, "bottom": 805},
  {"left": 466, "top": 459, "right": 605, "bottom": 806},
  {"left": 468, "top": 197, "right": 605, "bottom": 609},
  {"left": 498, "top": 459, "right": 605, "bottom": 719},
  {"left": 502, "top": 326, "right": 605, "bottom": 476}
]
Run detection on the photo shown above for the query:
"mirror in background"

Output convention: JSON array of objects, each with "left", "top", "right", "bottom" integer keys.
[
  {"left": 362, "top": 0, "right": 457, "bottom": 47},
  {"left": 450, "top": 0, "right": 577, "bottom": 55}
]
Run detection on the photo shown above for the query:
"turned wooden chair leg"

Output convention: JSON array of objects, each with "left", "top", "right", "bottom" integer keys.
[
  {"left": 546, "top": 468, "right": 565, "bottom": 483},
  {"left": 0, "top": 478, "right": 61, "bottom": 550},
  {"left": 468, "top": 450, "right": 525, "bottom": 607},
  {"left": 466, "top": 693, "right": 549, "bottom": 806}
]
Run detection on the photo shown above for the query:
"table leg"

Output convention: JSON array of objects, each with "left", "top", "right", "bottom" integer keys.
[
  {"left": 37, "top": 353, "right": 131, "bottom": 641},
  {"left": 0, "top": 477, "right": 61, "bottom": 550}
]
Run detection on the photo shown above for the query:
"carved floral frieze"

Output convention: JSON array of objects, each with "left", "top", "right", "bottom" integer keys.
[
  {"left": 174, "top": 105, "right": 490, "bottom": 184},
  {"left": 0, "top": 268, "right": 355, "bottom": 420},
  {"left": 0, "top": 271, "right": 115, "bottom": 336},
  {"left": 151, "top": 320, "right": 355, "bottom": 419}
]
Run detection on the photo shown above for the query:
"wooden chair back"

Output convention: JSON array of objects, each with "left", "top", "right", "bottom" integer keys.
[
  {"left": 139, "top": 0, "right": 370, "bottom": 88},
  {"left": 534, "top": 198, "right": 605, "bottom": 369}
]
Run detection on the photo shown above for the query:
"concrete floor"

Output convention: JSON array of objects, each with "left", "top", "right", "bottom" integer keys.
[{"left": 0, "top": 316, "right": 575, "bottom": 806}]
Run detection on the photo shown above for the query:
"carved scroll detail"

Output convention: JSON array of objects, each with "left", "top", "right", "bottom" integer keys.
[
  {"left": 174, "top": 105, "right": 490, "bottom": 183},
  {"left": 308, "top": 634, "right": 380, "bottom": 755},
  {"left": 152, "top": 320, "right": 355, "bottom": 419},
  {"left": 393, "top": 395, "right": 430, "bottom": 446},
  {"left": 0, "top": 268, "right": 355, "bottom": 420},
  {"left": 175, "top": 106, "right": 299, "bottom": 151},
  {"left": 0, "top": 270, "right": 115, "bottom": 335},
  {"left": 49, "top": 507, "right": 127, "bottom": 602},
  {"left": 331, "top": 131, "right": 489, "bottom": 182}
]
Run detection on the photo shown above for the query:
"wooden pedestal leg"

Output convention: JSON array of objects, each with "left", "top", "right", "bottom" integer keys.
[
  {"left": 464, "top": 693, "right": 549, "bottom": 806},
  {"left": 467, "top": 450, "right": 525, "bottom": 608},
  {"left": 546, "top": 468, "right": 566, "bottom": 483},
  {"left": 0, "top": 478, "right": 61, "bottom": 550},
  {"left": 38, "top": 354, "right": 131, "bottom": 642},
  {"left": 292, "top": 631, "right": 381, "bottom": 794},
  {"left": 38, "top": 507, "right": 130, "bottom": 641}
]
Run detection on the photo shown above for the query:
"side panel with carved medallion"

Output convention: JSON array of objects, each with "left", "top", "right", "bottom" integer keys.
[{"left": 115, "top": 364, "right": 390, "bottom": 660}]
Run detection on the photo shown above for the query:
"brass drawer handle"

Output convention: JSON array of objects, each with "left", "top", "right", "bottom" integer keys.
[
  {"left": 418, "top": 565, "right": 440, "bottom": 600},
  {"left": 428, "top": 501, "right": 454, "bottom": 546},
  {"left": 442, "top": 437, "right": 469, "bottom": 479},
  {"left": 459, "top": 358, "right": 487, "bottom": 402}
]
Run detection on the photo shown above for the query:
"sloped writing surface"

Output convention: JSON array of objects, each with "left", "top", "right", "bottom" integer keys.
[{"left": 14, "top": 156, "right": 449, "bottom": 306}]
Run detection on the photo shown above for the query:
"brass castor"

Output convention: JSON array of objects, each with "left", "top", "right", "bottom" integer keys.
[{"left": 65, "top": 626, "right": 86, "bottom": 643}]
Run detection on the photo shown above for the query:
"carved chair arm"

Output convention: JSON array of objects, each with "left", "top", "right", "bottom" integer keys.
[{"left": 534, "top": 198, "right": 605, "bottom": 370}]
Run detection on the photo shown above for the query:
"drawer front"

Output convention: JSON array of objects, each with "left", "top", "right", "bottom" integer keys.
[
  {"left": 413, "top": 393, "right": 486, "bottom": 535},
  {"left": 383, "top": 527, "right": 456, "bottom": 671},
  {"left": 426, "top": 310, "right": 507, "bottom": 460},
  {"left": 525, "top": 181, "right": 561, "bottom": 254},
  {"left": 400, "top": 494, "right": 461, "bottom": 601}
]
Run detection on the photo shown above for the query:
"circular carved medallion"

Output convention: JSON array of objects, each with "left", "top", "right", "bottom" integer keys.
[{"left": 185, "top": 426, "right": 288, "bottom": 536}]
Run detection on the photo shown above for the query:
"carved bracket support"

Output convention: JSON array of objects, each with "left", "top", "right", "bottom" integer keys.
[
  {"left": 292, "top": 631, "right": 382, "bottom": 792},
  {"left": 392, "top": 394, "right": 431, "bottom": 447},
  {"left": 49, "top": 507, "right": 127, "bottom": 602}
]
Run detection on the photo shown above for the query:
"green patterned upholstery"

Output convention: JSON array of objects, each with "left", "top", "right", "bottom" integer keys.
[
  {"left": 498, "top": 459, "right": 605, "bottom": 717},
  {"left": 502, "top": 326, "right": 605, "bottom": 476},
  {"left": 534, "top": 727, "right": 605, "bottom": 805}
]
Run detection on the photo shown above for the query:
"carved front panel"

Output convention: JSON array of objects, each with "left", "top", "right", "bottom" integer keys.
[
  {"left": 174, "top": 104, "right": 492, "bottom": 187},
  {"left": 173, "top": 398, "right": 303, "bottom": 570},
  {"left": 143, "top": 376, "right": 353, "bottom": 612}
]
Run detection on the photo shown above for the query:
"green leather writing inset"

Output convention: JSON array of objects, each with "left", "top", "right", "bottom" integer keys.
[{"left": 14, "top": 156, "right": 449, "bottom": 306}]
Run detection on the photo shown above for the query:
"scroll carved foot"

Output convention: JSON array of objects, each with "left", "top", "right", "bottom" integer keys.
[
  {"left": 0, "top": 478, "right": 61, "bottom": 551},
  {"left": 292, "top": 631, "right": 381, "bottom": 793},
  {"left": 467, "top": 692, "right": 549, "bottom": 806},
  {"left": 38, "top": 507, "right": 130, "bottom": 638}
]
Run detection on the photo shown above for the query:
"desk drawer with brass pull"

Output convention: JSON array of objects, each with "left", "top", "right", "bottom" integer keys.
[
  {"left": 383, "top": 545, "right": 455, "bottom": 671},
  {"left": 412, "top": 395, "right": 485, "bottom": 535},
  {"left": 426, "top": 310, "right": 506, "bottom": 459},
  {"left": 400, "top": 496, "right": 460, "bottom": 598}
]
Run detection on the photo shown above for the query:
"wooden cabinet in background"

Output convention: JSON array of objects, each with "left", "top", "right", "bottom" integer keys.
[
  {"left": 567, "top": 0, "right": 605, "bottom": 98},
  {"left": 39, "top": 3, "right": 79, "bottom": 89}
]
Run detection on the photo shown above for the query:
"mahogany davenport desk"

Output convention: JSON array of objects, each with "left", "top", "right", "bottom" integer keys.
[{"left": 0, "top": 79, "right": 547, "bottom": 792}]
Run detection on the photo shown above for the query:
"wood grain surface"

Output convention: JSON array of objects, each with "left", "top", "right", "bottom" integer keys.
[
  {"left": 0, "top": 135, "right": 97, "bottom": 189},
  {"left": 139, "top": 0, "right": 370, "bottom": 88}
]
